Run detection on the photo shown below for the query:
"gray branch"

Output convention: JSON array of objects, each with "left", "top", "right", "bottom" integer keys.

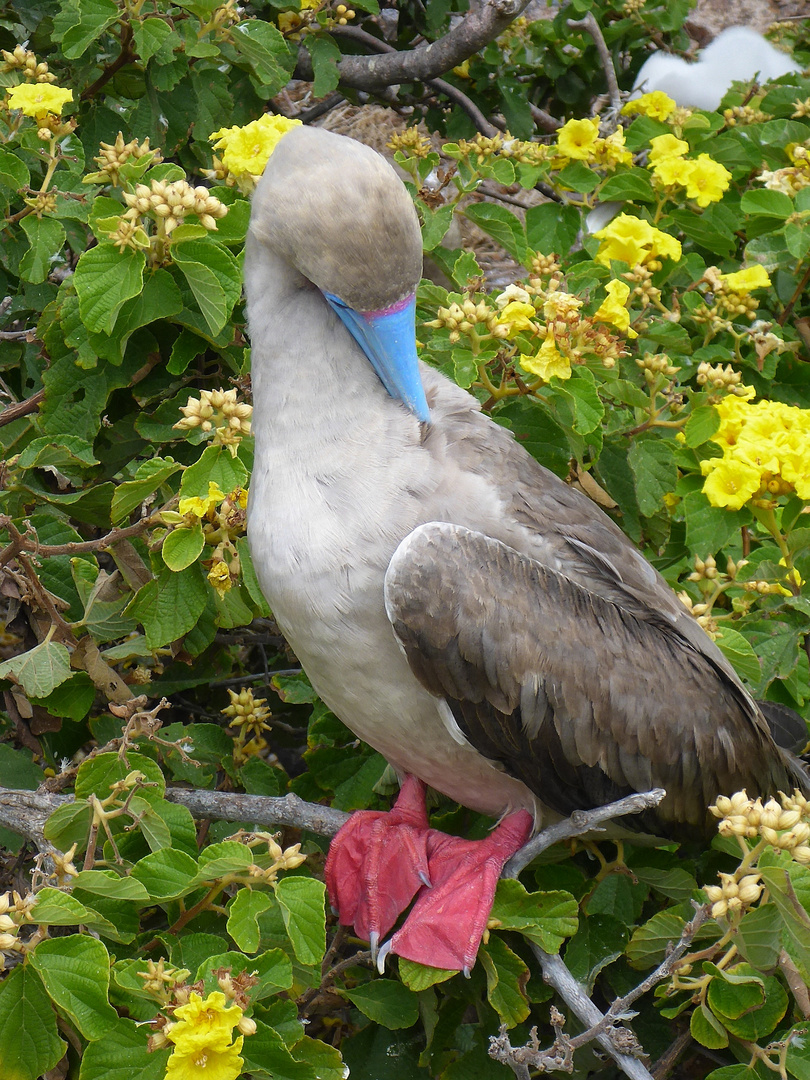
[
  {"left": 503, "top": 789, "right": 666, "bottom": 878},
  {"left": 567, "top": 12, "right": 622, "bottom": 119},
  {"left": 294, "top": 0, "right": 533, "bottom": 92}
]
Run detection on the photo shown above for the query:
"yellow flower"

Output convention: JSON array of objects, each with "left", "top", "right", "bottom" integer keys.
[
  {"left": 178, "top": 481, "right": 226, "bottom": 518},
  {"left": 701, "top": 458, "right": 762, "bottom": 510},
  {"left": 520, "top": 332, "right": 571, "bottom": 381},
  {"left": 208, "top": 561, "right": 232, "bottom": 596},
  {"left": 652, "top": 155, "right": 695, "bottom": 188},
  {"left": 593, "top": 280, "right": 638, "bottom": 338},
  {"left": 496, "top": 300, "right": 537, "bottom": 337},
  {"left": 719, "top": 265, "right": 771, "bottom": 293},
  {"left": 168, "top": 992, "right": 243, "bottom": 1054},
  {"left": 596, "top": 128, "right": 633, "bottom": 168},
  {"left": 5, "top": 83, "right": 72, "bottom": 117},
  {"left": 165, "top": 1038, "right": 244, "bottom": 1080},
  {"left": 647, "top": 134, "right": 689, "bottom": 167},
  {"left": 594, "top": 213, "right": 682, "bottom": 268},
  {"left": 210, "top": 114, "right": 301, "bottom": 183},
  {"left": 622, "top": 91, "right": 677, "bottom": 122},
  {"left": 681, "top": 154, "right": 731, "bottom": 208},
  {"left": 555, "top": 117, "right": 600, "bottom": 161}
]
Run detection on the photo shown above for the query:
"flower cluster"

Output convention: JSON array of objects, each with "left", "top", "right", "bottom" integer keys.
[
  {"left": 518, "top": 282, "right": 630, "bottom": 381},
  {"left": 700, "top": 395, "right": 810, "bottom": 510},
  {"left": 388, "top": 127, "right": 433, "bottom": 159},
  {"left": 242, "top": 831, "right": 307, "bottom": 884},
  {"left": 695, "top": 360, "right": 747, "bottom": 394},
  {"left": 85, "top": 133, "right": 162, "bottom": 187},
  {"left": 621, "top": 90, "right": 677, "bottom": 123},
  {"left": 710, "top": 790, "right": 810, "bottom": 863},
  {"left": 209, "top": 114, "right": 301, "bottom": 192},
  {"left": 222, "top": 687, "right": 273, "bottom": 763},
  {"left": 112, "top": 178, "right": 227, "bottom": 256},
  {"left": 0, "top": 889, "right": 38, "bottom": 953},
  {"left": 451, "top": 132, "right": 549, "bottom": 168},
  {"left": 553, "top": 117, "right": 632, "bottom": 170},
  {"left": 167, "top": 481, "right": 248, "bottom": 595},
  {"left": 427, "top": 297, "right": 504, "bottom": 343},
  {"left": 647, "top": 134, "right": 731, "bottom": 208},
  {"left": 593, "top": 213, "right": 682, "bottom": 269},
  {"left": 1, "top": 45, "right": 56, "bottom": 83},
  {"left": 174, "top": 388, "right": 252, "bottom": 451},
  {"left": 703, "top": 871, "right": 763, "bottom": 920},
  {"left": 693, "top": 264, "right": 772, "bottom": 330},
  {"left": 161, "top": 991, "right": 250, "bottom": 1080}
]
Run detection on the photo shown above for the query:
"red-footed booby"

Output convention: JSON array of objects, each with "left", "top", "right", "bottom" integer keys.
[{"left": 245, "top": 124, "right": 808, "bottom": 974}]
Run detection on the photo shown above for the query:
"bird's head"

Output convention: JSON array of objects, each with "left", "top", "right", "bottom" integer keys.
[{"left": 249, "top": 125, "right": 430, "bottom": 421}]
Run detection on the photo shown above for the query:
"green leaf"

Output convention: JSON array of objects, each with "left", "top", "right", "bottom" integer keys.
[
  {"left": 227, "top": 888, "right": 276, "bottom": 953},
  {"left": 172, "top": 240, "right": 241, "bottom": 335},
  {"left": 463, "top": 203, "right": 527, "bottom": 263},
  {"left": 78, "top": 1015, "right": 169, "bottom": 1080},
  {"left": 0, "top": 148, "right": 30, "bottom": 194},
  {"left": 556, "top": 367, "right": 604, "bottom": 435},
  {"left": 525, "top": 203, "right": 581, "bottom": 256},
  {"left": 556, "top": 161, "right": 599, "bottom": 194},
  {"left": 0, "top": 966, "right": 65, "bottom": 1080},
  {"left": 307, "top": 35, "right": 341, "bottom": 97},
  {"left": 420, "top": 203, "right": 455, "bottom": 252},
  {"left": 58, "top": 0, "right": 119, "bottom": 58},
  {"left": 75, "top": 752, "right": 165, "bottom": 800},
  {"left": 275, "top": 876, "right": 326, "bottom": 966},
  {"left": 111, "top": 457, "right": 183, "bottom": 524},
  {"left": 630, "top": 866, "right": 697, "bottom": 903},
  {"left": 133, "top": 16, "right": 175, "bottom": 62},
  {"left": 740, "top": 189, "right": 794, "bottom": 218},
  {"left": 714, "top": 627, "right": 762, "bottom": 685},
  {"left": 0, "top": 638, "right": 72, "bottom": 698},
  {"left": 19, "top": 216, "right": 66, "bottom": 285},
  {"left": 130, "top": 849, "right": 199, "bottom": 902},
  {"left": 708, "top": 966, "right": 787, "bottom": 1040},
  {"left": 397, "top": 959, "right": 457, "bottom": 990},
  {"left": 342, "top": 979, "right": 420, "bottom": 1029},
  {"left": 196, "top": 841, "right": 255, "bottom": 879},
  {"left": 31, "top": 887, "right": 94, "bottom": 925},
  {"left": 236, "top": 538, "right": 272, "bottom": 617},
  {"left": 29, "top": 936, "right": 117, "bottom": 1041},
  {"left": 71, "top": 870, "right": 150, "bottom": 902},
  {"left": 74, "top": 244, "right": 145, "bottom": 334},
  {"left": 195, "top": 948, "right": 293, "bottom": 998},
  {"left": 684, "top": 404, "right": 720, "bottom": 447},
  {"left": 478, "top": 936, "right": 530, "bottom": 1027},
  {"left": 735, "top": 904, "right": 781, "bottom": 970},
  {"left": 627, "top": 911, "right": 685, "bottom": 969},
  {"left": 241, "top": 1021, "right": 319, "bottom": 1080},
  {"left": 599, "top": 168, "right": 656, "bottom": 203},
  {"left": 127, "top": 562, "right": 209, "bottom": 649},
  {"left": 162, "top": 522, "right": 205, "bottom": 571},
  {"left": 691, "top": 1002, "right": 729, "bottom": 1049},
  {"left": 490, "top": 880, "right": 578, "bottom": 953},
  {"left": 43, "top": 800, "right": 92, "bottom": 852},
  {"left": 93, "top": 268, "right": 183, "bottom": 363},
  {"left": 683, "top": 490, "right": 748, "bottom": 556},
  {"left": 0, "top": 743, "right": 43, "bottom": 790},
  {"left": 229, "top": 20, "right": 295, "bottom": 94},
  {"left": 564, "top": 914, "right": 628, "bottom": 993},
  {"left": 31, "top": 670, "right": 96, "bottom": 722},
  {"left": 179, "top": 444, "right": 249, "bottom": 499},
  {"left": 628, "top": 438, "right": 677, "bottom": 517}
]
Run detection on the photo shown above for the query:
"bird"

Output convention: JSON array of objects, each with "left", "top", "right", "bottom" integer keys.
[
  {"left": 244, "top": 124, "right": 808, "bottom": 974},
  {"left": 632, "top": 26, "right": 803, "bottom": 111}
]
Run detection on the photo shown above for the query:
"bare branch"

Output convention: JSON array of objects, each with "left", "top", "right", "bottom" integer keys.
[
  {"left": 294, "top": 0, "right": 533, "bottom": 92},
  {"left": 503, "top": 788, "right": 666, "bottom": 879},
  {"left": 0, "top": 389, "right": 44, "bottom": 428},
  {"left": 567, "top": 12, "right": 621, "bottom": 119}
]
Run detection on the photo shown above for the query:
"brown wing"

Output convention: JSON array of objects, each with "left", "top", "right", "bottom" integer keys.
[{"left": 384, "top": 521, "right": 798, "bottom": 837}]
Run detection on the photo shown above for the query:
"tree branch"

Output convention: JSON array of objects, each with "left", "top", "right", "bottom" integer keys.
[
  {"left": 294, "top": 0, "right": 533, "bottom": 92},
  {"left": 503, "top": 788, "right": 666, "bottom": 878},
  {"left": 0, "top": 389, "right": 44, "bottom": 428},
  {"left": 567, "top": 12, "right": 621, "bottom": 119}
]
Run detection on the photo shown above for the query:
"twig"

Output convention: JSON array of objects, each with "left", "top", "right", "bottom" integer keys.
[
  {"left": 499, "top": 904, "right": 708, "bottom": 1080},
  {"left": 0, "top": 389, "right": 45, "bottom": 428},
  {"left": 567, "top": 12, "right": 621, "bottom": 119},
  {"left": 0, "top": 513, "right": 158, "bottom": 561},
  {"left": 292, "top": 0, "right": 533, "bottom": 93},
  {"left": 529, "top": 102, "right": 562, "bottom": 134},
  {"left": 503, "top": 789, "right": 666, "bottom": 878}
]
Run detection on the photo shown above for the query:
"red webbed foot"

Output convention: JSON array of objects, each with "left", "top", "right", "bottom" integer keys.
[
  {"left": 325, "top": 774, "right": 432, "bottom": 950},
  {"left": 381, "top": 809, "right": 533, "bottom": 975}
]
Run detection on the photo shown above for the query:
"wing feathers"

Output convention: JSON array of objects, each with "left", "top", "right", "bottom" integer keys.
[{"left": 385, "top": 521, "right": 794, "bottom": 835}]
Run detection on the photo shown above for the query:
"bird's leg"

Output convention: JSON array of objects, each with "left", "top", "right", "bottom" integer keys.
[
  {"left": 324, "top": 774, "right": 432, "bottom": 955},
  {"left": 380, "top": 809, "right": 534, "bottom": 976}
]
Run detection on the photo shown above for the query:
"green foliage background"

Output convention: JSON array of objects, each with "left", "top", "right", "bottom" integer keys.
[{"left": 0, "top": 0, "right": 809, "bottom": 1078}]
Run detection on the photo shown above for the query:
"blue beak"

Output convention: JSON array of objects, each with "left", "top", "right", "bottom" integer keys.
[{"left": 324, "top": 291, "right": 430, "bottom": 423}]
